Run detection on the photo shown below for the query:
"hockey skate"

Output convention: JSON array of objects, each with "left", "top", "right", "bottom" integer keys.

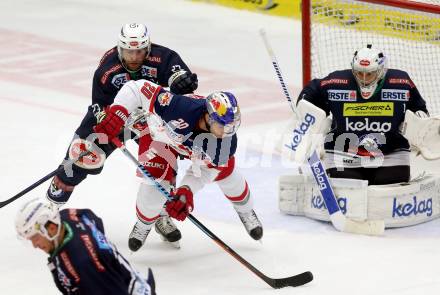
[
  {"left": 237, "top": 209, "right": 263, "bottom": 241},
  {"left": 128, "top": 221, "right": 151, "bottom": 252},
  {"left": 155, "top": 215, "right": 182, "bottom": 249}
]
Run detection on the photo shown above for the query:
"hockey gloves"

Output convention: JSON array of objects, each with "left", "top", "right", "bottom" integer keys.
[
  {"left": 169, "top": 71, "right": 198, "bottom": 94},
  {"left": 166, "top": 186, "right": 194, "bottom": 221},
  {"left": 94, "top": 105, "right": 129, "bottom": 142}
]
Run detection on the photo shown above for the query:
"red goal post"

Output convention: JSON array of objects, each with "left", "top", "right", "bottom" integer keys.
[{"left": 302, "top": 0, "right": 440, "bottom": 115}]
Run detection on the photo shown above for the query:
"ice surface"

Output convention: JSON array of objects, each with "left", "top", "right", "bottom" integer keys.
[{"left": 0, "top": 0, "right": 439, "bottom": 294}]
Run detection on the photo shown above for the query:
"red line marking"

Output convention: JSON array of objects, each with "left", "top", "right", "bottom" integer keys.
[{"left": 0, "top": 29, "right": 301, "bottom": 125}]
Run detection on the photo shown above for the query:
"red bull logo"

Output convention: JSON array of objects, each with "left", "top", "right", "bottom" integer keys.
[
  {"left": 211, "top": 98, "right": 227, "bottom": 116},
  {"left": 129, "top": 41, "right": 139, "bottom": 46}
]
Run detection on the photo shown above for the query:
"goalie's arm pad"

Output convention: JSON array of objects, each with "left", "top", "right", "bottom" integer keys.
[
  {"left": 401, "top": 110, "right": 440, "bottom": 160},
  {"left": 286, "top": 99, "right": 331, "bottom": 163}
]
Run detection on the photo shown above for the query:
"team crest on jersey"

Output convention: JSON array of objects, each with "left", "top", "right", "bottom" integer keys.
[
  {"left": 69, "top": 139, "right": 106, "bottom": 170},
  {"left": 141, "top": 65, "right": 157, "bottom": 78},
  {"left": 381, "top": 89, "right": 410, "bottom": 101},
  {"left": 328, "top": 90, "right": 357, "bottom": 101},
  {"left": 111, "top": 73, "right": 129, "bottom": 89},
  {"left": 158, "top": 92, "right": 173, "bottom": 106}
]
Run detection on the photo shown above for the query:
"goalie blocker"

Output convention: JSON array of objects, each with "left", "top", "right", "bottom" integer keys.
[{"left": 279, "top": 171, "right": 440, "bottom": 228}]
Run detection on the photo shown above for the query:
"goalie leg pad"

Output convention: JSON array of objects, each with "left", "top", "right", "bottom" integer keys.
[
  {"left": 368, "top": 174, "right": 440, "bottom": 227},
  {"left": 279, "top": 172, "right": 440, "bottom": 228},
  {"left": 279, "top": 173, "right": 369, "bottom": 222}
]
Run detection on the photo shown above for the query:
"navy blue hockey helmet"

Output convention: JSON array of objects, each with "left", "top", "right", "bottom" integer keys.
[{"left": 206, "top": 91, "right": 241, "bottom": 137}]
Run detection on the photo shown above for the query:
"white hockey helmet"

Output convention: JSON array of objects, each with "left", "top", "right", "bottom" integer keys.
[
  {"left": 15, "top": 199, "right": 61, "bottom": 242},
  {"left": 351, "top": 44, "right": 387, "bottom": 99},
  {"left": 117, "top": 23, "right": 151, "bottom": 61}
]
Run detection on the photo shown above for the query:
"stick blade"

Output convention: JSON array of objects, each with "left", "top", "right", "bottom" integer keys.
[
  {"left": 270, "top": 271, "right": 314, "bottom": 289},
  {"left": 344, "top": 219, "right": 385, "bottom": 236}
]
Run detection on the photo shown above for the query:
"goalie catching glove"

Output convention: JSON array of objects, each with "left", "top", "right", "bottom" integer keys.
[
  {"left": 401, "top": 110, "right": 440, "bottom": 160},
  {"left": 94, "top": 105, "right": 129, "bottom": 142},
  {"left": 166, "top": 186, "right": 194, "bottom": 221}
]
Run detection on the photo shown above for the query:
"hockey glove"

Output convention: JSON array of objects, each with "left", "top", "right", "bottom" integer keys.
[
  {"left": 94, "top": 105, "right": 129, "bottom": 142},
  {"left": 169, "top": 71, "right": 198, "bottom": 94},
  {"left": 166, "top": 186, "right": 194, "bottom": 221}
]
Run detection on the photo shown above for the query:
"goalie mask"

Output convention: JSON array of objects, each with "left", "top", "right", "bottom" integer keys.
[
  {"left": 351, "top": 44, "right": 387, "bottom": 99},
  {"left": 117, "top": 23, "right": 151, "bottom": 73},
  {"left": 15, "top": 199, "right": 61, "bottom": 244},
  {"left": 206, "top": 91, "right": 241, "bottom": 137}
]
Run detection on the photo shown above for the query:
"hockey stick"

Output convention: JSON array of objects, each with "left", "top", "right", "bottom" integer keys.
[
  {"left": 0, "top": 150, "right": 90, "bottom": 208},
  {"left": 111, "top": 137, "right": 313, "bottom": 289},
  {"left": 259, "top": 29, "right": 384, "bottom": 236}
]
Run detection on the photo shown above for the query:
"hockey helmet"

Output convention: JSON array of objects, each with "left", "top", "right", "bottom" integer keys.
[
  {"left": 351, "top": 44, "right": 387, "bottom": 99},
  {"left": 117, "top": 23, "right": 151, "bottom": 70},
  {"left": 206, "top": 91, "right": 241, "bottom": 137},
  {"left": 15, "top": 199, "right": 61, "bottom": 242}
]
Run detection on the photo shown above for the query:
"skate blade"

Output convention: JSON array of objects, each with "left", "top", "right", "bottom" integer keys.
[{"left": 159, "top": 234, "right": 181, "bottom": 249}]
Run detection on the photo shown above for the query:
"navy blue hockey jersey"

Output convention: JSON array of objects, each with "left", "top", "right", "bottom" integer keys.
[
  {"left": 47, "top": 209, "right": 151, "bottom": 295},
  {"left": 114, "top": 80, "right": 237, "bottom": 166},
  {"left": 298, "top": 69, "right": 428, "bottom": 155},
  {"left": 93, "top": 44, "right": 193, "bottom": 107}
]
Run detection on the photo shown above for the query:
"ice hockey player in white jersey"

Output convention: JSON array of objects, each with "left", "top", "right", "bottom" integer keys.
[{"left": 94, "top": 80, "right": 263, "bottom": 251}]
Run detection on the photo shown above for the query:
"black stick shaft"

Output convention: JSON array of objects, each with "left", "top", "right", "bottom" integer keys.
[
  {"left": 0, "top": 168, "right": 60, "bottom": 208},
  {"left": 1, "top": 151, "right": 90, "bottom": 208}
]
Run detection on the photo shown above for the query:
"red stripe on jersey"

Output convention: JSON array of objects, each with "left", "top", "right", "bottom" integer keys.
[
  {"left": 225, "top": 181, "right": 249, "bottom": 202},
  {"left": 100, "top": 64, "right": 123, "bottom": 84},
  {"left": 80, "top": 235, "right": 106, "bottom": 272},
  {"left": 213, "top": 157, "right": 235, "bottom": 181},
  {"left": 60, "top": 251, "right": 81, "bottom": 283},
  {"left": 149, "top": 86, "right": 163, "bottom": 113},
  {"left": 99, "top": 48, "right": 116, "bottom": 66},
  {"left": 136, "top": 206, "right": 160, "bottom": 223}
]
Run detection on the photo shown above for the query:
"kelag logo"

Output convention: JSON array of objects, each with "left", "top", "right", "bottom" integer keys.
[
  {"left": 311, "top": 194, "right": 347, "bottom": 214},
  {"left": 392, "top": 196, "right": 433, "bottom": 218},
  {"left": 285, "top": 113, "right": 315, "bottom": 151}
]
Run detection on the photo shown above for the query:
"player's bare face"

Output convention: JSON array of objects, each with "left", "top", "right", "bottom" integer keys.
[
  {"left": 354, "top": 70, "right": 378, "bottom": 86},
  {"left": 30, "top": 234, "right": 54, "bottom": 254},
  {"left": 121, "top": 48, "right": 148, "bottom": 71}
]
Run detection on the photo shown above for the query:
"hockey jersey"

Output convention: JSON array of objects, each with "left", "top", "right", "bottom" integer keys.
[
  {"left": 47, "top": 209, "right": 153, "bottom": 295},
  {"left": 298, "top": 69, "right": 428, "bottom": 155},
  {"left": 115, "top": 80, "right": 237, "bottom": 166},
  {"left": 93, "top": 44, "right": 193, "bottom": 107}
]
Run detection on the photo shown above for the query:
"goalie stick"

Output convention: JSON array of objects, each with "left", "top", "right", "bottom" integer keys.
[
  {"left": 259, "top": 29, "right": 384, "bottom": 236},
  {"left": 111, "top": 137, "right": 313, "bottom": 289}
]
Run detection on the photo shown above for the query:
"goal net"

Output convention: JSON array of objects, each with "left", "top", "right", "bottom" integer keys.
[{"left": 302, "top": 0, "right": 440, "bottom": 115}]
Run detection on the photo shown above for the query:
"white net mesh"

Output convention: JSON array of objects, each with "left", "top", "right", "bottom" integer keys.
[{"left": 309, "top": 0, "right": 440, "bottom": 115}]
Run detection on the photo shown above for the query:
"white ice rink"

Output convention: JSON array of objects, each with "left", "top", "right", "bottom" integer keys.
[{"left": 1, "top": 0, "right": 440, "bottom": 294}]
